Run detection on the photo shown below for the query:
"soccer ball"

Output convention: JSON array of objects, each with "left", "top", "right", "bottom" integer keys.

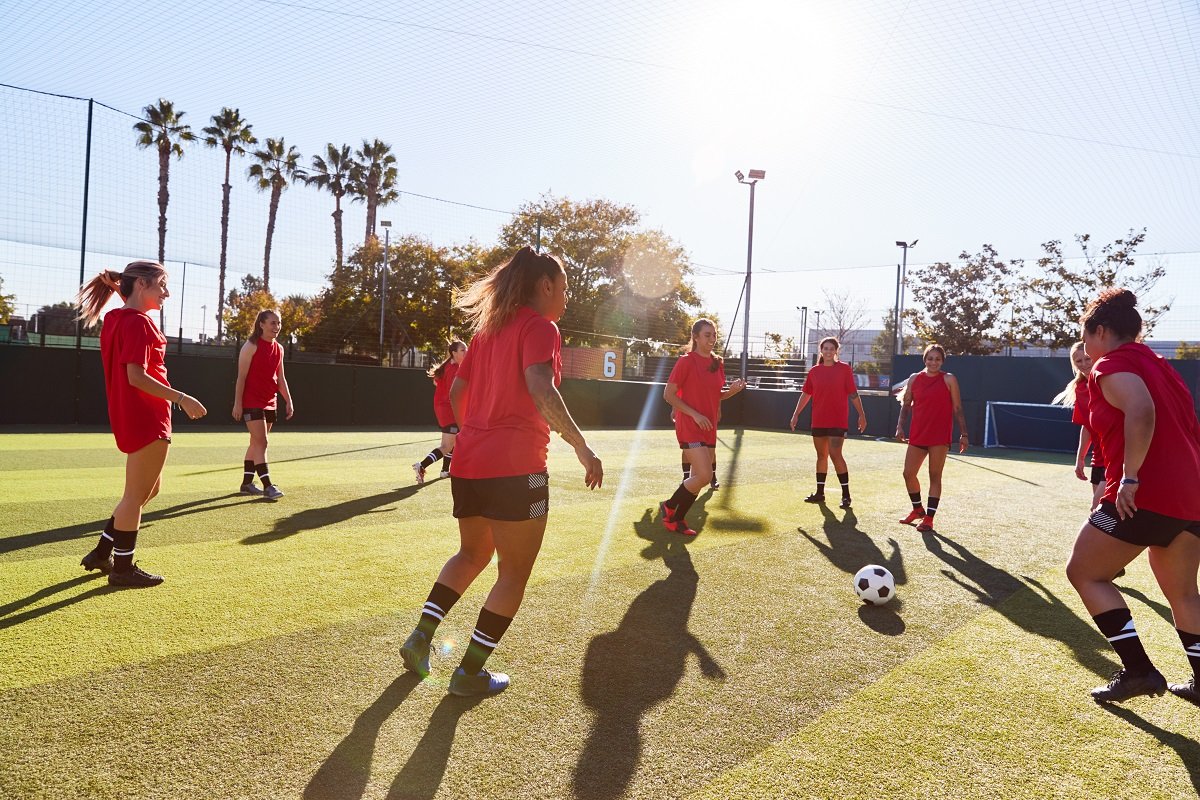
[{"left": 854, "top": 565, "right": 895, "bottom": 606}]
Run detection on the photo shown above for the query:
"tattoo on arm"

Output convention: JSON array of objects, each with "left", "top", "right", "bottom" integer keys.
[{"left": 532, "top": 387, "right": 586, "bottom": 449}]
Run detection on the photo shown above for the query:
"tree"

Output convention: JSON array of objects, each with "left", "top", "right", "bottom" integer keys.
[
  {"left": 905, "top": 244, "right": 1020, "bottom": 355},
  {"left": 133, "top": 99, "right": 195, "bottom": 269},
  {"left": 248, "top": 137, "right": 306, "bottom": 294},
  {"left": 871, "top": 307, "right": 919, "bottom": 365},
  {"left": 1176, "top": 342, "right": 1200, "bottom": 360},
  {"left": 307, "top": 143, "right": 355, "bottom": 273},
  {"left": 279, "top": 294, "right": 321, "bottom": 343},
  {"left": 1016, "top": 229, "right": 1169, "bottom": 349},
  {"left": 202, "top": 107, "right": 257, "bottom": 343},
  {"left": 351, "top": 139, "right": 398, "bottom": 244},
  {"left": 34, "top": 301, "right": 100, "bottom": 337},
  {"left": 221, "top": 274, "right": 272, "bottom": 341},
  {"left": 762, "top": 332, "right": 799, "bottom": 367},
  {"left": 820, "top": 287, "right": 869, "bottom": 344},
  {"left": 0, "top": 276, "right": 14, "bottom": 324}
]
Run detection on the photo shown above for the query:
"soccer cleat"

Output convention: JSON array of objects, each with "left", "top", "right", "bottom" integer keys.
[
  {"left": 916, "top": 515, "right": 936, "bottom": 533},
  {"left": 448, "top": 666, "right": 510, "bottom": 697},
  {"left": 80, "top": 547, "right": 114, "bottom": 574},
  {"left": 899, "top": 509, "right": 925, "bottom": 525},
  {"left": 1090, "top": 668, "right": 1167, "bottom": 703},
  {"left": 803, "top": 493, "right": 826, "bottom": 504},
  {"left": 659, "top": 501, "right": 676, "bottom": 524},
  {"left": 840, "top": 496, "right": 852, "bottom": 509},
  {"left": 1168, "top": 677, "right": 1200, "bottom": 707},
  {"left": 412, "top": 462, "right": 426, "bottom": 485},
  {"left": 400, "top": 629, "right": 431, "bottom": 677},
  {"left": 239, "top": 483, "right": 264, "bottom": 496},
  {"left": 439, "top": 471, "right": 451, "bottom": 479},
  {"left": 673, "top": 521, "right": 697, "bottom": 536},
  {"left": 108, "top": 562, "right": 164, "bottom": 588},
  {"left": 263, "top": 485, "right": 284, "bottom": 500}
]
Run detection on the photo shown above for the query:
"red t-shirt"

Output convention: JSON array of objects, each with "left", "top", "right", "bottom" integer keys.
[
  {"left": 433, "top": 361, "right": 459, "bottom": 428},
  {"left": 1089, "top": 342, "right": 1200, "bottom": 519},
  {"left": 907, "top": 370, "right": 953, "bottom": 447},
  {"left": 451, "top": 307, "right": 561, "bottom": 479},
  {"left": 802, "top": 361, "right": 856, "bottom": 428},
  {"left": 669, "top": 351, "right": 726, "bottom": 445},
  {"left": 1071, "top": 380, "right": 1104, "bottom": 467},
  {"left": 241, "top": 339, "right": 282, "bottom": 410},
  {"left": 101, "top": 307, "right": 172, "bottom": 454}
]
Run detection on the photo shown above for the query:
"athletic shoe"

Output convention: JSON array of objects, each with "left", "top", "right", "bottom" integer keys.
[
  {"left": 412, "top": 462, "right": 426, "bottom": 485},
  {"left": 108, "top": 562, "right": 164, "bottom": 588},
  {"left": 659, "top": 501, "right": 676, "bottom": 525},
  {"left": 448, "top": 666, "right": 510, "bottom": 697},
  {"left": 1168, "top": 677, "right": 1200, "bottom": 707},
  {"left": 840, "top": 496, "right": 852, "bottom": 509},
  {"left": 1090, "top": 668, "right": 1167, "bottom": 703},
  {"left": 239, "top": 483, "right": 264, "bottom": 496},
  {"left": 803, "top": 493, "right": 825, "bottom": 504},
  {"left": 439, "top": 471, "right": 451, "bottom": 479},
  {"left": 899, "top": 509, "right": 925, "bottom": 525},
  {"left": 916, "top": 515, "right": 936, "bottom": 533},
  {"left": 263, "top": 485, "right": 284, "bottom": 500},
  {"left": 80, "top": 547, "right": 114, "bottom": 574},
  {"left": 400, "top": 629, "right": 431, "bottom": 677},
  {"left": 672, "top": 521, "right": 698, "bottom": 536}
]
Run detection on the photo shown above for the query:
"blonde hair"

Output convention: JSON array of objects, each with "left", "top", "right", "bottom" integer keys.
[
  {"left": 75, "top": 261, "right": 166, "bottom": 328},
  {"left": 1052, "top": 341, "right": 1087, "bottom": 406},
  {"left": 456, "top": 246, "right": 564, "bottom": 337},
  {"left": 686, "top": 318, "right": 723, "bottom": 372}
]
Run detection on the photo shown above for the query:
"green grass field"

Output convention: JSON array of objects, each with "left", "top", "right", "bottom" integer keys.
[{"left": 2, "top": 427, "right": 1198, "bottom": 799}]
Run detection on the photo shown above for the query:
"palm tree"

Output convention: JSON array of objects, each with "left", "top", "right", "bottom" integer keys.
[
  {"left": 306, "top": 143, "right": 354, "bottom": 273},
  {"left": 351, "top": 138, "right": 398, "bottom": 243},
  {"left": 202, "top": 107, "right": 256, "bottom": 342},
  {"left": 133, "top": 98, "right": 195, "bottom": 273},
  {"left": 247, "top": 138, "right": 306, "bottom": 294}
]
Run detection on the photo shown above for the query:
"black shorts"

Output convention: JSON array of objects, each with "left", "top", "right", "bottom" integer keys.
[
  {"left": 1090, "top": 465, "right": 1105, "bottom": 486},
  {"left": 1088, "top": 502, "right": 1200, "bottom": 548},
  {"left": 678, "top": 441, "right": 716, "bottom": 450},
  {"left": 440, "top": 423, "right": 460, "bottom": 434},
  {"left": 811, "top": 427, "right": 847, "bottom": 438},
  {"left": 452, "top": 472, "right": 549, "bottom": 521},
  {"left": 243, "top": 408, "right": 277, "bottom": 424}
]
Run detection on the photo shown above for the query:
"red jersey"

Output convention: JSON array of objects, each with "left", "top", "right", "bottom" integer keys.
[
  {"left": 1071, "top": 379, "right": 1104, "bottom": 467},
  {"left": 802, "top": 361, "right": 857, "bottom": 428},
  {"left": 101, "top": 307, "right": 172, "bottom": 454},
  {"left": 451, "top": 307, "right": 561, "bottom": 479},
  {"left": 1089, "top": 342, "right": 1200, "bottom": 519},
  {"left": 908, "top": 371, "right": 953, "bottom": 447},
  {"left": 432, "top": 361, "right": 459, "bottom": 428},
  {"left": 669, "top": 351, "right": 726, "bottom": 445},
  {"left": 241, "top": 338, "right": 282, "bottom": 410}
]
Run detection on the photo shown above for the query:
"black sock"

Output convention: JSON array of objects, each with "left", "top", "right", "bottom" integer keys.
[
  {"left": 95, "top": 517, "right": 116, "bottom": 555},
  {"left": 242, "top": 460, "right": 255, "bottom": 486},
  {"left": 1094, "top": 608, "right": 1155, "bottom": 674},
  {"left": 838, "top": 472, "right": 850, "bottom": 498},
  {"left": 459, "top": 607, "right": 514, "bottom": 675},
  {"left": 420, "top": 448, "right": 444, "bottom": 469},
  {"left": 111, "top": 528, "right": 138, "bottom": 571},
  {"left": 710, "top": 459, "right": 717, "bottom": 484},
  {"left": 682, "top": 457, "right": 690, "bottom": 481},
  {"left": 254, "top": 463, "right": 273, "bottom": 489},
  {"left": 926, "top": 497, "right": 940, "bottom": 518},
  {"left": 442, "top": 452, "right": 452, "bottom": 473},
  {"left": 908, "top": 491, "right": 924, "bottom": 512},
  {"left": 1177, "top": 628, "right": 1200, "bottom": 680},
  {"left": 815, "top": 472, "right": 827, "bottom": 495},
  {"left": 416, "top": 582, "right": 462, "bottom": 637},
  {"left": 673, "top": 484, "right": 701, "bottom": 522}
]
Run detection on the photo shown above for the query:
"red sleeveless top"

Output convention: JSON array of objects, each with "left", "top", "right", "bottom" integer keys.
[
  {"left": 242, "top": 339, "right": 282, "bottom": 410},
  {"left": 908, "top": 371, "right": 953, "bottom": 447}
]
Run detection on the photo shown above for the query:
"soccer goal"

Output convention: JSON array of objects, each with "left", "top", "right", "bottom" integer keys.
[{"left": 982, "top": 401, "right": 1077, "bottom": 453}]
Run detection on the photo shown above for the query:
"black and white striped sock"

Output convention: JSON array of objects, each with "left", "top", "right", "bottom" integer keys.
[
  {"left": 254, "top": 463, "right": 273, "bottom": 489},
  {"left": 909, "top": 491, "right": 923, "bottom": 511},
  {"left": 815, "top": 472, "right": 827, "bottom": 496},
  {"left": 838, "top": 471, "right": 850, "bottom": 498},
  {"left": 242, "top": 460, "right": 255, "bottom": 486},
  {"left": 420, "top": 448, "right": 444, "bottom": 470},
  {"left": 1178, "top": 628, "right": 1200, "bottom": 680},
  {"left": 1094, "top": 608, "right": 1155, "bottom": 674},
  {"left": 926, "top": 496, "right": 940, "bottom": 518},
  {"left": 96, "top": 517, "right": 115, "bottom": 556},
  {"left": 111, "top": 528, "right": 138, "bottom": 571},
  {"left": 416, "top": 582, "right": 461, "bottom": 637},
  {"left": 459, "top": 607, "right": 514, "bottom": 675},
  {"left": 442, "top": 452, "right": 452, "bottom": 473}
]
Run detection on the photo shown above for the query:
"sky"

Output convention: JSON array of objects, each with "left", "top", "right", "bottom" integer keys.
[{"left": 1, "top": 0, "right": 1198, "bottom": 350}]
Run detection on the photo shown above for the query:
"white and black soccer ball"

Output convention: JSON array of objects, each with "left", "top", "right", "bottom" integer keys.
[{"left": 854, "top": 565, "right": 895, "bottom": 606}]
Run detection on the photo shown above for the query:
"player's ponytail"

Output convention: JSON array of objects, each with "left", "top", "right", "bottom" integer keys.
[
  {"left": 1080, "top": 288, "right": 1142, "bottom": 341},
  {"left": 457, "top": 246, "right": 565, "bottom": 336},
  {"left": 75, "top": 260, "right": 165, "bottom": 328},
  {"left": 428, "top": 340, "right": 466, "bottom": 379},
  {"left": 1052, "top": 341, "right": 1087, "bottom": 406}
]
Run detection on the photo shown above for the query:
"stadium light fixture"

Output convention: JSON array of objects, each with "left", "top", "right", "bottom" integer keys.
[
  {"left": 895, "top": 239, "right": 918, "bottom": 356},
  {"left": 735, "top": 169, "right": 766, "bottom": 383}
]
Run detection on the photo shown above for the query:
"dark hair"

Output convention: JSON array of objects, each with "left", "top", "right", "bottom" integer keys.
[
  {"left": 686, "top": 318, "right": 723, "bottom": 372},
  {"left": 428, "top": 340, "right": 466, "bottom": 379},
  {"left": 457, "top": 246, "right": 565, "bottom": 336},
  {"left": 75, "top": 261, "right": 166, "bottom": 327},
  {"left": 819, "top": 336, "right": 840, "bottom": 352},
  {"left": 1080, "top": 288, "right": 1142, "bottom": 341},
  {"left": 248, "top": 309, "right": 280, "bottom": 344},
  {"left": 923, "top": 343, "right": 946, "bottom": 360}
]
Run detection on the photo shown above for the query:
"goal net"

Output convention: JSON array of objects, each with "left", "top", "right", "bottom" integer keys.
[{"left": 983, "top": 402, "right": 1077, "bottom": 453}]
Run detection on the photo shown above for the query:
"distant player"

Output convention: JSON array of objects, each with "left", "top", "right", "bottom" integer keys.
[
  {"left": 412, "top": 340, "right": 467, "bottom": 484},
  {"left": 399, "top": 247, "right": 603, "bottom": 697},
  {"left": 1064, "top": 289, "right": 1200, "bottom": 706},
  {"left": 232, "top": 309, "right": 293, "bottom": 499},
  {"left": 894, "top": 344, "right": 968, "bottom": 533},
  {"left": 789, "top": 336, "right": 868, "bottom": 508},
  {"left": 76, "top": 261, "right": 208, "bottom": 587},
  {"left": 1053, "top": 341, "right": 1104, "bottom": 510},
  {"left": 659, "top": 319, "right": 746, "bottom": 536}
]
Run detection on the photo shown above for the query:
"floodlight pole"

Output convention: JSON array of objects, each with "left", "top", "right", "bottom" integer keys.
[
  {"left": 895, "top": 239, "right": 917, "bottom": 355},
  {"left": 736, "top": 169, "right": 765, "bottom": 383},
  {"left": 379, "top": 221, "right": 391, "bottom": 365}
]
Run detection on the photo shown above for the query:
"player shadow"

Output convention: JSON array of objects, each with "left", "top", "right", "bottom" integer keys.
[
  {"left": 385, "top": 694, "right": 486, "bottom": 800},
  {"left": 922, "top": 531, "right": 1118, "bottom": 677},
  {"left": 242, "top": 486, "right": 423, "bottom": 545},
  {"left": 572, "top": 517, "right": 726, "bottom": 800},
  {"left": 0, "top": 573, "right": 113, "bottom": 630},
  {"left": 714, "top": 427, "right": 744, "bottom": 510},
  {"left": 181, "top": 441, "right": 428, "bottom": 476},
  {"left": 1119, "top": 585, "right": 1175, "bottom": 626},
  {"left": 1101, "top": 704, "right": 1200, "bottom": 796},
  {"left": 798, "top": 506, "right": 907, "bottom": 586}
]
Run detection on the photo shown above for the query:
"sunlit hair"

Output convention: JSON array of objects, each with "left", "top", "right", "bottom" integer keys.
[
  {"left": 456, "top": 246, "right": 565, "bottom": 337},
  {"left": 248, "top": 309, "right": 281, "bottom": 344},
  {"left": 428, "top": 340, "right": 466, "bottom": 380},
  {"left": 1080, "top": 287, "right": 1142, "bottom": 341},
  {"left": 686, "top": 318, "right": 723, "bottom": 372},
  {"left": 1052, "top": 341, "right": 1088, "bottom": 406},
  {"left": 75, "top": 261, "right": 166, "bottom": 328},
  {"left": 923, "top": 343, "right": 946, "bottom": 360}
]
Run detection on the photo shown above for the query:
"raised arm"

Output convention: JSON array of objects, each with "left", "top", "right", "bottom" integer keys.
[{"left": 526, "top": 361, "right": 603, "bottom": 489}]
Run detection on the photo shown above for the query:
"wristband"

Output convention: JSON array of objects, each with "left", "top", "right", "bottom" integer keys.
[{"left": 1120, "top": 477, "right": 1139, "bottom": 486}]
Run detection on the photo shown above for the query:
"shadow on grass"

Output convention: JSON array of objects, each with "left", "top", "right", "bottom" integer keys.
[
  {"left": 858, "top": 600, "right": 906, "bottom": 635},
  {"left": 0, "top": 573, "right": 113, "bottom": 630},
  {"left": 945, "top": 454, "right": 1042, "bottom": 486},
  {"left": 798, "top": 506, "right": 907, "bottom": 585},
  {"left": 1119, "top": 584, "right": 1175, "bottom": 626},
  {"left": 922, "top": 531, "right": 1117, "bottom": 677},
  {"left": 181, "top": 440, "right": 432, "bottom": 477},
  {"left": 386, "top": 694, "right": 486, "bottom": 800},
  {"left": 1102, "top": 704, "right": 1200, "bottom": 797},
  {"left": 242, "top": 485, "right": 423, "bottom": 545},
  {"left": 572, "top": 515, "right": 726, "bottom": 800}
]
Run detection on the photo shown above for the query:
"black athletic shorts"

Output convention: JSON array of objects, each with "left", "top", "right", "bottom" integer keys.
[
  {"left": 452, "top": 472, "right": 549, "bottom": 521},
  {"left": 1088, "top": 501, "right": 1200, "bottom": 548},
  {"left": 440, "top": 423, "right": 460, "bottom": 434},
  {"left": 678, "top": 441, "right": 716, "bottom": 450},
  {"left": 243, "top": 408, "right": 277, "bottom": 424},
  {"left": 1090, "top": 465, "right": 1105, "bottom": 486},
  {"left": 811, "top": 427, "right": 848, "bottom": 438}
]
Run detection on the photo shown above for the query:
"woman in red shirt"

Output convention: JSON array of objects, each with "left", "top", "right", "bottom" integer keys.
[
  {"left": 411, "top": 340, "right": 467, "bottom": 484},
  {"left": 659, "top": 318, "right": 746, "bottom": 536},
  {"left": 790, "top": 336, "right": 868, "bottom": 508},
  {"left": 75, "top": 261, "right": 208, "bottom": 587},
  {"left": 1053, "top": 341, "right": 1105, "bottom": 510},
  {"left": 399, "top": 247, "right": 603, "bottom": 697},
  {"left": 1064, "top": 289, "right": 1200, "bottom": 706},
  {"left": 232, "top": 309, "right": 293, "bottom": 500},
  {"left": 894, "top": 344, "right": 967, "bottom": 533}
]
